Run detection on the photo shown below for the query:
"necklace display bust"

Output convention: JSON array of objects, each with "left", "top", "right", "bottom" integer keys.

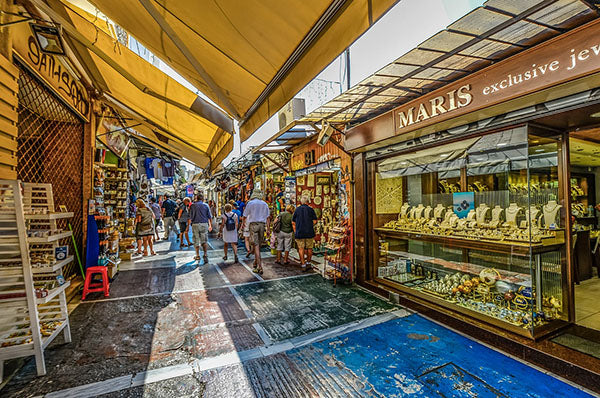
[
  {"left": 505, "top": 203, "right": 522, "bottom": 225},
  {"left": 433, "top": 204, "right": 446, "bottom": 219},
  {"left": 525, "top": 206, "right": 540, "bottom": 226},
  {"left": 399, "top": 203, "right": 410, "bottom": 219},
  {"left": 491, "top": 206, "right": 503, "bottom": 223},
  {"left": 542, "top": 200, "right": 561, "bottom": 228},
  {"left": 476, "top": 204, "right": 490, "bottom": 224},
  {"left": 413, "top": 204, "right": 425, "bottom": 219},
  {"left": 424, "top": 206, "right": 433, "bottom": 219}
]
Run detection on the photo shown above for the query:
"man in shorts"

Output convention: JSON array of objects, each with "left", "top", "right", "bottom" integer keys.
[
  {"left": 188, "top": 193, "right": 213, "bottom": 263},
  {"left": 292, "top": 195, "right": 317, "bottom": 271},
  {"left": 242, "top": 190, "right": 270, "bottom": 274}
]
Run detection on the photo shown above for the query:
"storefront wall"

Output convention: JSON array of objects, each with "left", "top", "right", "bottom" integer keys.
[
  {"left": 0, "top": 25, "right": 95, "bottom": 279},
  {"left": 348, "top": 20, "right": 600, "bottom": 338}
]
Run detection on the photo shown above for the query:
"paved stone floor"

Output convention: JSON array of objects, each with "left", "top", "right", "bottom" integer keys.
[{"left": 1, "top": 232, "right": 598, "bottom": 397}]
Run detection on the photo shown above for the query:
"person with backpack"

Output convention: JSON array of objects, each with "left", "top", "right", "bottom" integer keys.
[
  {"left": 219, "top": 203, "right": 239, "bottom": 263},
  {"left": 275, "top": 204, "right": 294, "bottom": 265}
]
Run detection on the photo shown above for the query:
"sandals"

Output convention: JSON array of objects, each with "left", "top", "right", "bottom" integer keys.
[
  {"left": 194, "top": 256, "right": 201, "bottom": 261},
  {"left": 274, "top": 260, "right": 282, "bottom": 266},
  {"left": 223, "top": 255, "right": 228, "bottom": 261}
]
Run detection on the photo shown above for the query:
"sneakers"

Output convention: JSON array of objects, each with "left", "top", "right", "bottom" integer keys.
[
  {"left": 234, "top": 256, "right": 239, "bottom": 263},
  {"left": 302, "top": 263, "right": 311, "bottom": 272},
  {"left": 223, "top": 255, "right": 228, "bottom": 261},
  {"left": 203, "top": 255, "right": 209, "bottom": 263}
]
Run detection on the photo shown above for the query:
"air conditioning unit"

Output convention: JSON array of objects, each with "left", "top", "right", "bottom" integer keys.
[{"left": 278, "top": 98, "right": 306, "bottom": 129}]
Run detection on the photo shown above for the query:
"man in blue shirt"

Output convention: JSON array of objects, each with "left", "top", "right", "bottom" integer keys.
[
  {"left": 161, "top": 194, "right": 178, "bottom": 240},
  {"left": 292, "top": 195, "right": 317, "bottom": 271},
  {"left": 188, "top": 193, "right": 213, "bottom": 263}
]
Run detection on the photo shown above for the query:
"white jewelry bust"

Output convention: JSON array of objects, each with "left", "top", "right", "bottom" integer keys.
[
  {"left": 433, "top": 204, "right": 446, "bottom": 219},
  {"left": 400, "top": 203, "right": 410, "bottom": 218},
  {"left": 424, "top": 206, "right": 433, "bottom": 219},
  {"left": 505, "top": 203, "right": 522, "bottom": 225},
  {"left": 491, "top": 206, "right": 503, "bottom": 223},
  {"left": 542, "top": 200, "right": 561, "bottom": 228},
  {"left": 476, "top": 204, "right": 490, "bottom": 224},
  {"left": 413, "top": 204, "right": 425, "bottom": 219},
  {"left": 525, "top": 206, "right": 540, "bottom": 226}
]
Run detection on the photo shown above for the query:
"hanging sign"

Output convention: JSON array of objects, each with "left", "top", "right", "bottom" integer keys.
[{"left": 12, "top": 23, "right": 90, "bottom": 119}]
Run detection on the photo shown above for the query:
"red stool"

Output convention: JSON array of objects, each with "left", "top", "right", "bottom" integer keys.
[{"left": 82, "top": 266, "right": 110, "bottom": 300}]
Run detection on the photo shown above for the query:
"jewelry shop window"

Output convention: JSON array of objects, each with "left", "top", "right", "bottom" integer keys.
[{"left": 370, "top": 127, "right": 567, "bottom": 337}]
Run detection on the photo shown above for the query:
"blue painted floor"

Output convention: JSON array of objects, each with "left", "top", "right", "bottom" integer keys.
[{"left": 286, "top": 314, "right": 594, "bottom": 398}]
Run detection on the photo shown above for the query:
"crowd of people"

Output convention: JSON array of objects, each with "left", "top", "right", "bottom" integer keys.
[{"left": 131, "top": 188, "right": 319, "bottom": 274}]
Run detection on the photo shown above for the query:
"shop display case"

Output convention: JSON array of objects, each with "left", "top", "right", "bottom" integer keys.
[{"left": 369, "top": 126, "right": 568, "bottom": 338}]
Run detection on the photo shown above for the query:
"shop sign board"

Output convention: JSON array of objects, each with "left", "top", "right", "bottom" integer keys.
[
  {"left": 346, "top": 20, "right": 600, "bottom": 151},
  {"left": 12, "top": 23, "right": 90, "bottom": 119}
]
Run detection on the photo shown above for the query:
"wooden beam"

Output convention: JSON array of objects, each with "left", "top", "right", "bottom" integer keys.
[{"left": 262, "top": 153, "right": 290, "bottom": 174}]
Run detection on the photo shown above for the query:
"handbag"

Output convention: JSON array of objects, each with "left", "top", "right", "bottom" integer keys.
[{"left": 273, "top": 214, "right": 282, "bottom": 233}]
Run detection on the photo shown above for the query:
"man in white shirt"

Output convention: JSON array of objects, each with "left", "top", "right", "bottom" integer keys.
[{"left": 242, "top": 190, "right": 270, "bottom": 274}]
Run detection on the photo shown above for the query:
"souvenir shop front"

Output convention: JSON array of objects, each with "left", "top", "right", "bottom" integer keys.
[
  {"left": 290, "top": 136, "right": 353, "bottom": 280},
  {"left": 349, "top": 20, "right": 600, "bottom": 339}
]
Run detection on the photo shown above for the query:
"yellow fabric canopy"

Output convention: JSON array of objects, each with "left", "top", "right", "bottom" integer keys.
[
  {"left": 86, "top": 0, "right": 398, "bottom": 141},
  {"left": 37, "top": 0, "right": 233, "bottom": 168}
]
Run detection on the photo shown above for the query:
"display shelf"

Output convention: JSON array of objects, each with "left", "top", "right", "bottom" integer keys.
[
  {"left": 28, "top": 231, "right": 72, "bottom": 243},
  {"left": 41, "top": 320, "right": 68, "bottom": 349},
  {"left": 31, "top": 256, "right": 74, "bottom": 274},
  {"left": 24, "top": 212, "right": 74, "bottom": 220},
  {"left": 374, "top": 228, "right": 563, "bottom": 257},
  {"left": 36, "top": 280, "right": 70, "bottom": 304}
]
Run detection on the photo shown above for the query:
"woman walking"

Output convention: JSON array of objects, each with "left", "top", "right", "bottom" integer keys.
[
  {"left": 178, "top": 197, "right": 192, "bottom": 248},
  {"left": 275, "top": 204, "right": 294, "bottom": 265},
  {"left": 219, "top": 203, "right": 239, "bottom": 263},
  {"left": 135, "top": 199, "right": 156, "bottom": 256}
]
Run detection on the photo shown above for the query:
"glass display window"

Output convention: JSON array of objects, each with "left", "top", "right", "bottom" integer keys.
[{"left": 369, "top": 126, "right": 568, "bottom": 337}]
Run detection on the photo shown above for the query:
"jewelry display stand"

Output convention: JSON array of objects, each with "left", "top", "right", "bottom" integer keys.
[
  {"left": 541, "top": 200, "right": 561, "bottom": 228},
  {"left": 0, "top": 181, "right": 73, "bottom": 381}
]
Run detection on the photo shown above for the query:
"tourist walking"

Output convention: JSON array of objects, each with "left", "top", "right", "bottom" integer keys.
[
  {"left": 149, "top": 197, "right": 162, "bottom": 241},
  {"left": 243, "top": 190, "right": 270, "bottom": 274},
  {"left": 219, "top": 203, "right": 239, "bottom": 263},
  {"left": 188, "top": 193, "right": 213, "bottom": 263},
  {"left": 161, "top": 194, "right": 178, "bottom": 240},
  {"left": 177, "top": 197, "right": 192, "bottom": 248},
  {"left": 292, "top": 195, "right": 317, "bottom": 271},
  {"left": 275, "top": 204, "right": 294, "bottom": 265},
  {"left": 135, "top": 199, "right": 156, "bottom": 256}
]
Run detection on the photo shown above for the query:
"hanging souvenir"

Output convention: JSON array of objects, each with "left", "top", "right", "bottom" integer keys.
[{"left": 307, "top": 174, "right": 315, "bottom": 187}]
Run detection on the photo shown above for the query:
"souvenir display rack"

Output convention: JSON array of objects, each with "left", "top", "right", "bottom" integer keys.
[
  {"left": 0, "top": 180, "right": 72, "bottom": 380},
  {"left": 93, "top": 163, "right": 122, "bottom": 274},
  {"left": 323, "top": 223, "right": 352, "bottom": 284},
  {"left": 295, "top": 171, "right": 341, "bottom": 254}
]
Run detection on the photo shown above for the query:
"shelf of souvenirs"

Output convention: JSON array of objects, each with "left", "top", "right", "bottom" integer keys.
[
  {"left": 376, "top": 254, "right": 562, "bottom": 329},
  {"left": 24, "top": 211, "right": 73, "bottom": 220},
  {"left": 27, "top": 229, "right": 72, "bottom": 243},
  {"left": 35, "top": 279, "right": 70, "bottom": 304},
  {"left": 0, "top": 319, "right": 68, "bottom": 352},
  {"left": 31, "top": 255, "right": 74, "bottom": 274}
]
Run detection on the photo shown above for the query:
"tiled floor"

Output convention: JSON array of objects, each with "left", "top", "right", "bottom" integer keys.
[
  {"left": 2, "top": 232, "right": 597, "bottom": 397},
  {"left": 575, "top": 277, "right": 600, "bottom": 331}
]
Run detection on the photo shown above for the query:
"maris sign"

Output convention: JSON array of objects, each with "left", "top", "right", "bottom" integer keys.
[{"left": 396, "top": 84, "right": 473, "bottom": 129}]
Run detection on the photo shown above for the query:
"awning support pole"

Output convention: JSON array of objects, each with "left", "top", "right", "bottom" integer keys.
[{"left": 262, "top": 153, "right": 290, "bottom": 174}]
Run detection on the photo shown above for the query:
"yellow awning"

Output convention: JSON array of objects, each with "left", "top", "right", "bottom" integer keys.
[
  {"left": 86, "top": 0, "right": 398, "bottom": 141},
  {"left": 33, "top": 0, "right": 233, "bottom": 168}
]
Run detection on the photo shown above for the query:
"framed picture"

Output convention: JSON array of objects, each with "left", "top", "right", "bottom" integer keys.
[
  {"left": 297, "top": 175, "right": 306, "bottom": 186},
  {"left": 307, "top": 174, "right": 315, "bottom": 187},
  {"left": 317, "top": 175, "right": 330, "bottom": 185}
]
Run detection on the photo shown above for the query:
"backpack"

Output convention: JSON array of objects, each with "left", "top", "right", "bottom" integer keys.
[
  {"left": 225, "top": 213, "right": 236, "bottom": 231},
  {"left": 273, "top": 214, "right": 282, "bottom": 233}
]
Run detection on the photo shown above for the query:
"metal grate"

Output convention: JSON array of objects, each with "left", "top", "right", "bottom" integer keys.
[{"left": 16, "top": 64, "right": 85, "bottom": 280}]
